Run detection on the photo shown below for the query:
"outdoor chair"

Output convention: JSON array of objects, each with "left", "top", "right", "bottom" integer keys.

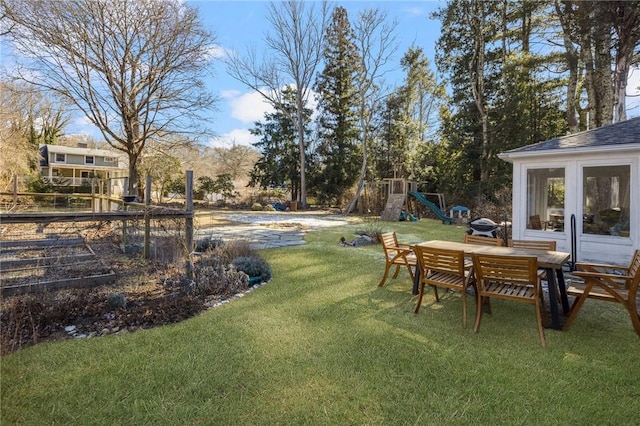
[
  {"left": 378, "top": 232, "right": 417, "bottom": 287},
  {"left": 472, "top": 253, "right": 548, "bottom": 347},
  {"left": 529, "top": 214, "right": 544, "bottom": 230},
  {"left": 462, "top": 235, "right": 503, "bottom": 268},
  {"left": 413, "top": 246, "right": 476, "bottom": 327},
  {"left": 508, "top": 239, "right": 556, "bottom": 251},
  {"left": 508, "top": 239, "right": 557, "bottom": 288},
  {"left": 563, "top": 249, "right": 640, "bottom": 337},
  {"left": 463, "top": 234, "right": 503, "bottom": 246}
]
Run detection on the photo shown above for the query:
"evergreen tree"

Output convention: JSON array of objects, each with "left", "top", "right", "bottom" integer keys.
[
  {"left": 313, "top": 6, "right": 362, "bottom": 207},
  {"left": 369, "top": 47, "right": 445, "bottom": 183},
  {"left": 248, "top": 87, "right": 313, "bottom": 201},
  {"left": 371, "top": 91, "right": 412, "bottom": 180},
  {"left": 433, "top": 0, "right": 566, "bottom": 199},
  {"left": 400, "top": 47, "right": 444, "bottom": 144}
]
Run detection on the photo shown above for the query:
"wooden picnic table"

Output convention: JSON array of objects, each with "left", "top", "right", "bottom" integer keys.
[{"left": 413, "top": 240, "right": 571, "bottom": 330}]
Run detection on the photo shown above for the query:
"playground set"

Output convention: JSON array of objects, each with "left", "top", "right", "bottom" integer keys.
[{"left": 376, "top": 178, "right": 470, "bottom": 224}]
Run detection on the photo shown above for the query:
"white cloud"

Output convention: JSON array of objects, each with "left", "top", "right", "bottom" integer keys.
[
  {"left": 404, "top": 7, "right": 425, "bottom": 17},
  {"left": 220, "top": 89, "right": 241, "bottom": 98},
  {"left": 209, "top": 128, "right": 259, "bottom": 148},
  {"left": 224, "top": 90, "right": 274, "bottom": 124},
  {"left": 208, "top": 44, "right": 229, "bottom": 59},
  {"left": 68, "top": 116, "right": 103, "bottom": 139}
]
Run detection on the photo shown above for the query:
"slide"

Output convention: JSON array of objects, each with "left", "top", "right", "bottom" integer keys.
[{"left": 408, "top": 191, "right": 455, "bottom": 224}]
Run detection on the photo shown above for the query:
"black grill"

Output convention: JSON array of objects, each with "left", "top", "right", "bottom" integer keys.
[{"left": 467, "top": 217, "right": 500, "bottom": 238}]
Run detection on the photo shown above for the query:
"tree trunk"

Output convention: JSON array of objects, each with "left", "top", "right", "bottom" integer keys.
[
  {"left": 592, "top": 15, "right": 613, "bottom": 126},
  {"left": 345, "top": 131, "right": 367, "bottom": 216},
  {"left": 468, "top": 1, "right": 489, "bottom": 183},
  {"left": 296, "top": 95, "right": 307, "bottom": 208},
  {"left": 611, "top": 3, "right": 640, "bottom": 123},
  {"left": 128, "top": 157, "right": 138, "bottom": 196},
  {"left": 614, "top": 50, "right": 629, "bottom": 123},
  {"left": 555, "top": 0, "right": 580, "bottom": 132}
]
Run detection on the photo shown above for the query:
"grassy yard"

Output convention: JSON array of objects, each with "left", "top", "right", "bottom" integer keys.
[{"left": 2, "top": 218, "right": 639, "bottom": 424}]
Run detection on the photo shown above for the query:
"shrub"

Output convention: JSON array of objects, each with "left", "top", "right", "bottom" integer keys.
[
  {"left": 213, "top": 239, "right": 256, "bottom": 264},
  {"left": 107, "top": 293, "right": 127, "bottom": 309},
  {"left": 26, "top": 175, "right": 54, "bottom": 195},
  {"left": 355, "top": 218, "right": 386, "bottom": 244},
  {"left": 179, "top": 255, "right": 249, "bottom": 296},
  {"left": 231, "top": 256, "right": 272, "bottom": 283},
  {"left": 251, "top": 203, "right": 263, "bottom": 211},
  {"left": 194, "top": 237, "right": 225, "bottom": 253}
]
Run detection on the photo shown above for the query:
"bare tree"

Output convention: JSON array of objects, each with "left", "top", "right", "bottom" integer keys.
[
  {"left": 3, "top": 0, "right": 217, "bottom": 195},
  {"left": 210, "top": 145, "right": 259, "bottom": 181},
  {"left": 0, "top": 1, "right": 15, "bottom": 36},
  {"left": 138, "top": 142, "right": 183, "bottom": 203},
  {"left": 225, "top": 0, "right": 329, "bottom": 208},
  {"left": 0, "top": 79, "right": 70, "bottom": 190},
  {"left": 0, "top": 81, "right": 37, "bottom": 190},
  {"left": 344, "top": 8, "right": 398, "bottom": 215}
]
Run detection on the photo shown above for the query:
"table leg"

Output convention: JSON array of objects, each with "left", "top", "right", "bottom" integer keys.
[
  {"left": 412, "top": 264, "right": 420, "bottom": 295},
  {"left": 545, "top": 267, "right": 562, "bottom": 330},
  {"left": 555, "top": 269, "right": 570, "bottom": 314}
]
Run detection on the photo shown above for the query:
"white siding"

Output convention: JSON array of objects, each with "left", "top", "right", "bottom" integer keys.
[{"left": 510, "top": 150, "right": 639, "bottom": 265}]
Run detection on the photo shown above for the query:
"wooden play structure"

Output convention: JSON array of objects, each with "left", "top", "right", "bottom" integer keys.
[{"left": 377, "top": 178, "right": 453, "bottom": 223}]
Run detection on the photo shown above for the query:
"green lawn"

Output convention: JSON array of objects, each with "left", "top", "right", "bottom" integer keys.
[{"left": 2, "top": 219, "right": 639, "bottom": 424}]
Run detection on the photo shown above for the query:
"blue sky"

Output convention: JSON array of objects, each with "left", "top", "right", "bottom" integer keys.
[
  {"left": 4, "top": 1, "right": 638, "bottom": 147},
  {"left": 196, "top": 0, "right": 445, "bottom": 148}
]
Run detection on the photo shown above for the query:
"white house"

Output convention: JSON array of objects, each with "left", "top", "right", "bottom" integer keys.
[
  {"left": 499, "top": 117, "right": 640, "bottom": 265},
  {"left": 39, "top": 143, "right": 128, "bottom": 196}
]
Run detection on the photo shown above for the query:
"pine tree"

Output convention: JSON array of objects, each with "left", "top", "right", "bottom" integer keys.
[
  {"left": 313, "top": 6, "right": 362, "bottom": 207},
  {"left": 248, "top": 87, "right": 313, "bottom": 201}
]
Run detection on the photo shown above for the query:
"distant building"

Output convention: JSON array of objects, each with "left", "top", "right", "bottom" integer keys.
[{"left": 39, "top": 143, "right": 128, "bottom": 195}]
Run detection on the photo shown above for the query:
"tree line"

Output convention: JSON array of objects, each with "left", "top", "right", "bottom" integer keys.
[{"left": 2, "top": 0, "right": 638, "bottom": 212}]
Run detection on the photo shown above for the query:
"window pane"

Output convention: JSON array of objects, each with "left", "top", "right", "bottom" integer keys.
[
  {"left": 55, "top": 153, "right": 65, "bottom": 162},
  {"left": 526, "top": 168, "right": 565, "bottom": 231},
  {"left": 86, "top": 156, "right": 94, "bottom": 164},
  {"left": 583, "top": 165, "right": 630, "bottom": 236}
]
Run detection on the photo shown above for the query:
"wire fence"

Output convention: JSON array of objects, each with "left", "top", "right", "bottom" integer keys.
[{"left": 1, "top": 187, "right": 194, "bottom": 296}]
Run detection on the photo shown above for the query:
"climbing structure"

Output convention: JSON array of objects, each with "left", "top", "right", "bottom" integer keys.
[{"left": 380, "top": 178, "right": 409, "bottom": 221}]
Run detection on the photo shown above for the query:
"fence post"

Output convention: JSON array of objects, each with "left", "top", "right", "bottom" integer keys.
[
  {"left": 107, "top": 180, "right": 113, "bottom": 211},
  {"left": 13, "top": 175, "right": 18, "bottom": 209},
  {"left": 185, "top": 171, "right": 194, "bottom": 279},
  {"left": 122, "top": 178, "right": 129, "bottom": 249},
  {"left": 144, "top": 176, "right": 151, "bottom": 259},
  {"left": 91, "top": 178, "right": 96, "bottom": 213}
]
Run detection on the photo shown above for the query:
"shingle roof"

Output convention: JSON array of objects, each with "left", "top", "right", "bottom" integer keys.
[
  {"left": 42, "top": 143, "right": 122, "bottom": 158},
  {"left": 502, "top": 116, "right": 640, "bottom": 154}
]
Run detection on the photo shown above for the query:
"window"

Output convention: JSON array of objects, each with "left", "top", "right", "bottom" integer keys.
[
  {"left": 583, "top": 165, "right": 630, "bottom": 237},
  {"left": 104, "top": 156, "right": 116, "bottom": 163},
  {"left": 526, "top": 168, "right": 565, "bottom": 231},
  {"left": 85, "top": 156, "right": 94, "bottom": 164},
  {"left": 55, "top": 153, "right": 66, "bottom": 162}
]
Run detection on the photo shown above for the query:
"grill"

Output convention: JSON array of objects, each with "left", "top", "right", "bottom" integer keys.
[{"left": 467, "top": 217, "right": 500, "bottom": 238}]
